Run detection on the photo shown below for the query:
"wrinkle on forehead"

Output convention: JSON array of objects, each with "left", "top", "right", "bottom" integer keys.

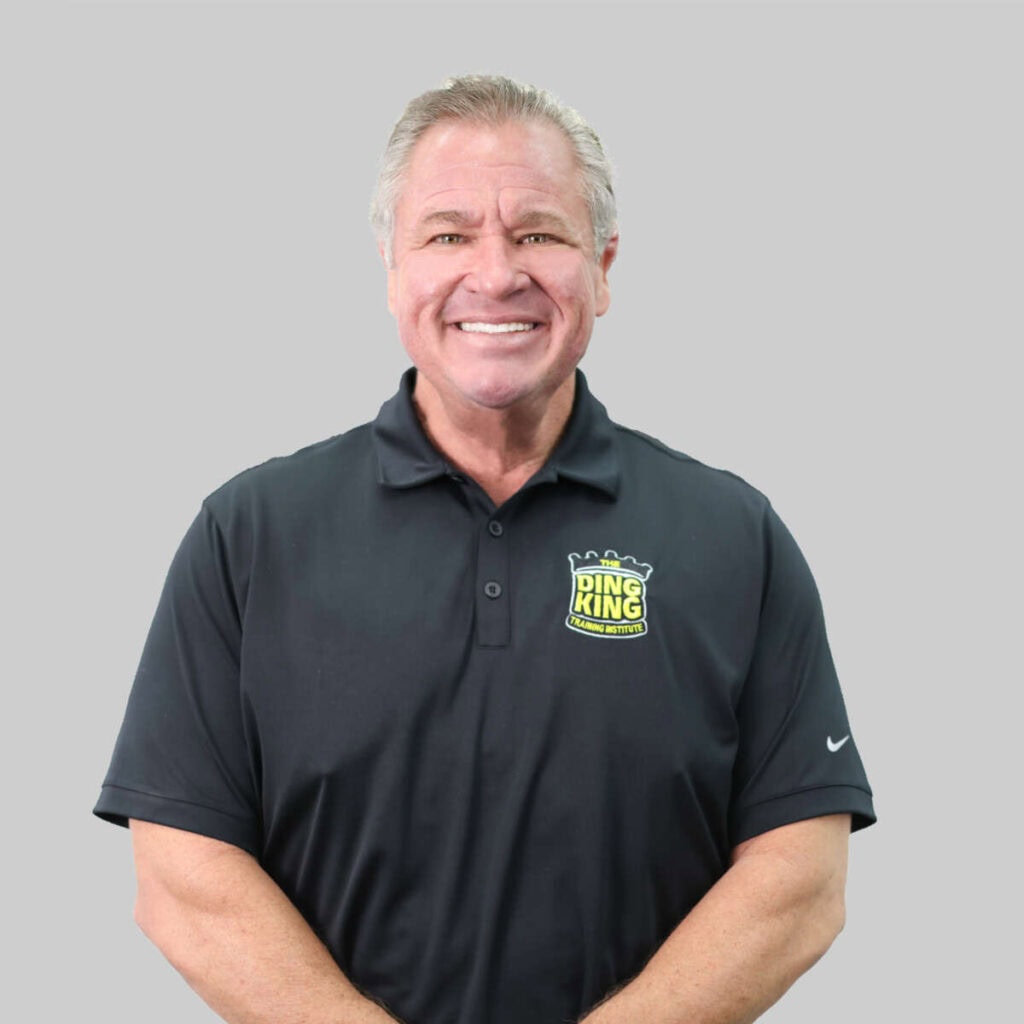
[
  {"left": 410, "top": 170, "right": 582, "bottom": 207},
  {"left": 403, "top": 121, "right": 584, "bottom": 202},
  {"left": 395, "top": 120, "right": 592, "bottom": 249},
  {"left": 417, "top": 185, "right": 579, "bottom": 217},
  {"left": 414, "top": 196, "right": 578, "bottom": 242},
  {"left": 415, "top": 118, "right": 577, "bottom": 170}
]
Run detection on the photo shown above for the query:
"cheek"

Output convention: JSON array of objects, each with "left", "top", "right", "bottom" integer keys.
[
  {"left": 401, "top": 258, "right": 461, "bottom": 317},
  {"left": 531, "top": 255, "right": 599, "bottom": 316},
  {"left": 558, "top": 278, "right": 599, "bottom": 324}
]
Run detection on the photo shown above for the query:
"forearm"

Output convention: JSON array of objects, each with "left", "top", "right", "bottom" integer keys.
[
  {"left": 580, "top": 815, "right": 850, "bottom": 1024},
  {"left": 130, "top": 820, "right": 399, "bottom": 1024}
]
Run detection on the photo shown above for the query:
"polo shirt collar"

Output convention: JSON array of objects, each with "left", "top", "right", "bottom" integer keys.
[{"left": 372, "top": 368, "right": 620, "bottom": 499}]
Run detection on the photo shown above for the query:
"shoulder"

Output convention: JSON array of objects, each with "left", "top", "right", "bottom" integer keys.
[
  {"left": 612, "top": 422, "right": 772, "bottom": 524},
  {"left": 201, "top": 422, "right": 376, "bottom": 532}
]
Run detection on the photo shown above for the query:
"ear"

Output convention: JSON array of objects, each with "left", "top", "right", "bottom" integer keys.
[{"left": 594, "top": 232, "right": 618, "bottom": 317}]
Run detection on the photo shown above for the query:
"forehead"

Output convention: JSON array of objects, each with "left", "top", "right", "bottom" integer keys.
[{"left": 398, "top": 118, "right": 585, "bottom": 215}]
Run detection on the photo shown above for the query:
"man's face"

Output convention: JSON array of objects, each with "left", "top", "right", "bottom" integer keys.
[{"left": 386, "top": 118, "right": 616, "bottom": 414}]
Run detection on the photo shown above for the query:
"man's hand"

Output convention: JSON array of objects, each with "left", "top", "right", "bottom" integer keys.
[
  {"left": 129, "top": 819, "right": 401, "bottom": 1024},
  {"left": 579, "top": 814, "right": 851, "bottom": 1024}
]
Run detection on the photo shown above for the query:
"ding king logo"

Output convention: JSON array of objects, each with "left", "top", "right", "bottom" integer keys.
[{"left": 566, "top": 549, "right": 654, "bottom": 638}]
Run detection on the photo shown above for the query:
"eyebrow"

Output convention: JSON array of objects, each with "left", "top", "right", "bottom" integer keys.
[
  {"left": 416, "top": 209, "right": 575, "bottom": 235},
  {"left": 512, "top": 210, "right": 574, "bottom": 236},
  {"left": 418, "top": 210, "right": 477, "bottom": 229}
]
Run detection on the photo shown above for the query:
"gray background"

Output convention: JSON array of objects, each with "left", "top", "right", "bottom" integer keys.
[{"left": 5, "top": 1, "right": 1021, "bottom": 1020}]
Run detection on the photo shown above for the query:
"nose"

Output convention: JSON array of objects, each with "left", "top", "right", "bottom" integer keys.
[{"left": 464, "top": 235, "right": 530, "bottom": 298}]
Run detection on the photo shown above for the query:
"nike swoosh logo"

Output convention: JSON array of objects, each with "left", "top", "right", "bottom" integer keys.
[{"left": 827, "top": 735, "right": 850, "bottom": 753}]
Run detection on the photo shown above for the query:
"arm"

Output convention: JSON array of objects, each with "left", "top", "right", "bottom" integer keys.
[
  {"left": 580, "top": 814, "right": 851, "bottom": 1024},
  {"left": 129, "top": 819, "right": 401, "bottom": 1024}
]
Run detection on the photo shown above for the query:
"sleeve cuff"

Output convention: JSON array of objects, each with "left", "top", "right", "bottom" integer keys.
[
  {"left": 93, "top": 784, "right": 261, "bottom": 858},
  {"left": 730, "top": 784, "right": 876, "bottom": 846}
]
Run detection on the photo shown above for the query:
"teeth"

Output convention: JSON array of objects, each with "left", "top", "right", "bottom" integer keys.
[{"left": 457, "top": 321, "right": 536, "bottom": 334}]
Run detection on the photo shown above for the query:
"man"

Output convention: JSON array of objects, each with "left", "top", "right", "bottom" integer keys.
[{"left": 96, "top": 75, "right": 874, "bottom": 1024}]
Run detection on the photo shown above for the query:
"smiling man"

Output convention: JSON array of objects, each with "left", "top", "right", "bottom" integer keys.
[
  {"left": 385, "top": 114, "right": 616, "bottom": 505},
  {"left": 96, "top": 76, "right": 874, "bottom": 1024}
]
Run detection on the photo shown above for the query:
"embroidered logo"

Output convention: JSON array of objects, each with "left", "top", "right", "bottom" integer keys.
[{"left": 566, "top": 549, "right": 654, "bottom": 638}]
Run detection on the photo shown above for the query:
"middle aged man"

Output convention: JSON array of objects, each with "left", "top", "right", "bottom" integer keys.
[{"left": 96, "top": 75, "right": 875, "bottom": 1024}]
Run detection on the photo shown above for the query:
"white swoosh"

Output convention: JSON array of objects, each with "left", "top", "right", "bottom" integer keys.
[{"left": 827, "top": 735, "right": 850, "bottom": 753}]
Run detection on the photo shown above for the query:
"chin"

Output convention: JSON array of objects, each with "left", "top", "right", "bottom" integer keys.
[
  {"left": 454, "top": 358, "right": 583, "bottom": 412},
  {"left": 458, "top": 379, "right": 532, "bottom": 410},
  {"left": 417, "top": 356, "right": 576, "bottom": 415}
]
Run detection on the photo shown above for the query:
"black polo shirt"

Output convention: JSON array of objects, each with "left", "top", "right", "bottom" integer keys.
[{"left": 96, "top": 369, "right": 874, "bottom": 1024}]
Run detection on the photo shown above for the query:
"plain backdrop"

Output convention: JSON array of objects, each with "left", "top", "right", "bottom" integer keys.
[{"left": 4, "top": 1, "right": 1021, "bottom": 1020}]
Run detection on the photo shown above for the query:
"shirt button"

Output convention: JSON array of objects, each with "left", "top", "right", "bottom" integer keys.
[
  {"left": 483, "top": 580, "right": 503, "bottom": 599},
  {"left": 487, "top": 520, "right": 504, "bottom": 537}
]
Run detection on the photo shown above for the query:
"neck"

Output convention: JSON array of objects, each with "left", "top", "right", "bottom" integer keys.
[{"left": 412, "top": 375, "right": 576, "bottom": 506}]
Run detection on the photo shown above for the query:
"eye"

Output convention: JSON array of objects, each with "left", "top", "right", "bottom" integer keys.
[
  {"left": 519, "top": 233, "right": 556, "bottom": 245},
  {"left": 431, "top": 233, "right": 464, "bottom": 245}
]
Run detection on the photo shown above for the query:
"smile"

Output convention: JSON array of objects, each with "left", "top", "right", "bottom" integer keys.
[{"left": 456, "top": 322, "right": 538, "bottom": 334}]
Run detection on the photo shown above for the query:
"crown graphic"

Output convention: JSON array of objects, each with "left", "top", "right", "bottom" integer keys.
[{"left": 568, "top": 549, "right": 653, "bottom": 581}]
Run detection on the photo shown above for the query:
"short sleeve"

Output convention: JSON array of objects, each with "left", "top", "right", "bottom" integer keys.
[
  {"left": 729, "top": 504, "right": 875, "bottom": 845},
  {"left": 94, "top": 503, "right": 261, "bottom": 856}
]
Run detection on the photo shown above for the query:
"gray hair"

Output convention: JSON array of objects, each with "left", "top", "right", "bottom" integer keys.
[{"left": 370, "top": 74, "right": 616, "bottom": 266}]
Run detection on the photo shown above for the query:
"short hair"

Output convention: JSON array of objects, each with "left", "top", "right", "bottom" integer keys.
[{"left": 370, "top": 74, "right": 616, "bottom": 266}]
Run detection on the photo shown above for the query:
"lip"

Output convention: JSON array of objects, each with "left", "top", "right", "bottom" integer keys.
[
  {"left": 447, "top": 317, "right": 546, "bottom": 327},
  {"left": 454, "top": 322, "right": 542, "bottom": 334},
  {"left": 446, "top": 321, "right": 546, "bottom": 348}
]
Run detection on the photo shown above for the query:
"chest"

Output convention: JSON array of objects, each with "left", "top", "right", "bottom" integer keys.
[{"left": 238, "top": 486, "right": 761, "bottom": 810}]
